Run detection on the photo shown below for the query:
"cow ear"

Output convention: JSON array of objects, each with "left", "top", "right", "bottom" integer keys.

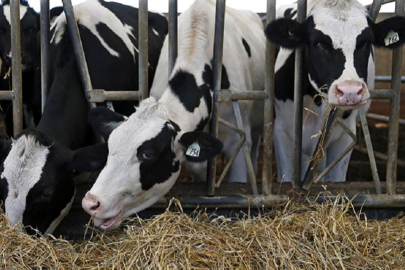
[
  {"left": 264, "top": 18, "right": 307, "bottom": 49},
  {"left": 178, "top": 131, "right": 223, "bottom": 162},
  {"left": 372, "top": 16, "right": 405, "bottom": 49},
  {"left": 88, "top": 107, "right": 127, "bottom": 140},
  {"left": 70, "top": 143, "right": 108, "bottom": 173}
]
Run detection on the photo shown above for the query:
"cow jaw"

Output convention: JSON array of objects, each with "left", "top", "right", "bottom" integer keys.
[{"left": 93, "top": 210, "right": 123, "bottom": 231}]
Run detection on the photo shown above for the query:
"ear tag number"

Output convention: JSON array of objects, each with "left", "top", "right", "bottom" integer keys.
[
  {"left": 385, "top": 31, "right": 399, "bottom": 46},
  {"left": 186, "top": 142, "right": 200, "bottom": 157}
]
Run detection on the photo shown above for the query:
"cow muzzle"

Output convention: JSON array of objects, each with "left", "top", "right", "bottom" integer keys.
[{"left": 331, "top": 80, "right": 369, "bottom": 108}]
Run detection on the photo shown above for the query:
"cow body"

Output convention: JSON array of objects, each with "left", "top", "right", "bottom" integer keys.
[
  {"left": 265, "top": 0, "right": 405, "bottom": 182},
  {"left": 81, "top": 0, "right": 264, "bottom": 231},
  {"left": 0, "top": 0, "right": 167, "bottom": 235}
]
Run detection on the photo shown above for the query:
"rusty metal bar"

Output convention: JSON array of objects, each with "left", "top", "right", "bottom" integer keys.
[
  {"left": 367, "top": 113, "right": 405, "bottom": 126},
  {"left": 88, "top": 90, "right": 142, "bottom": 102},
  {"left": 139, "top": 0, "right": 149, "bottom": 100},
  {"left": 262, "top": 0, "right": 276, "bottom": 196},
  {"left": 168, "top": 0, "right": 178, "bottom": 73},
  {"left": 40, "top": 0, "right": 50, "bottom": 114},
  {"left": 61, "top": 0, "right": 96, "bottom": 109},
  {"left": 11, "top": 0, "right": 23, "bottom": 136},
  {"left": 369, "top": 89, "right": 395, "bottom": 99},
  {"left": 386, "top": 0, "right": 404, "bottom": 195},
  {"left": 0, "top": 91, "right": 14, "bottom": 100},
  {"left": 354, "top": 146, "right": 405, "bottom": 167},
  {"left": 359, "top": 110, "right": 382, "bottom": 194},
  {"left": 292, "top": 0, "right": 306, "bottom": 189},
  {"left": 368, "top": 0, "right": 386, "bottom": 21},
  {"left": 233, "top": 101, "right": 258, "bottom": 195},
  {"left": 215, "top": 90, "right": 268, "bottom": 102},
  {"left": 207, "top": 0, "right": 226, "bottom": 196}
]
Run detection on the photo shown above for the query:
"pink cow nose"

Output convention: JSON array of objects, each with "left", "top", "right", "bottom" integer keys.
[
  {"left": 82, "top": 193, "right": 102, "bottom": 215},
  {"left": 334, "top": 80, "right": 367, "bottom": 106}
]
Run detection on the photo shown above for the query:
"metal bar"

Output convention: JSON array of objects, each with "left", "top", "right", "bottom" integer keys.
[
  {"left": 232, "top": 101, "right": 259, "bottom": 195},
  {"left": 302, "top": 107, "right": 340, "bottom": 190},
  {"left": 292, "top": 0, "right": 306, "bottom": 189},
  {"left": 368, "top": 0, "right": 386, "bottom": 21},
  {"left": 139, "top": 0, "right": 149, "bottom": 101},
  {"left": 40, "top": 0, "right": 50, "bottom": 114},
  {"left": 61, "top": 0, "right": 96, "bottom": 109},
  {"left": 215, "top": 118, "right": 246, "bottom": 188},
  {"left": 313, "top": 118, "right": 357, "bottom": 183},
  {"left": 375, "top": 76, "right": 405, "bottom": 82},
  {"left": 207, "top": 0, "right": 226, "bottom": 196},
  {"left": 314, "top": 194, "right": 405, "bottom": 208},
  {"left": 367, "top": 113, "right": 405, "bottom": 126},
  {"left": 354, "top": 146, "right": 405, "bottom": 167},
  {"left": 88, "top": 90, "right": 143, "bottom": 102},
  {"left": 0, "top": 91, "right": 14, "bottom": 100},
  {"left": 386, "top": 0, "right": 404, "bottom": 195},
  {"left": 369, "top": 89, "right": 395, "bottom": 99},
  {"left": 359, "top": 110, "right": 382, "bottom": 194},
  {"left": 262, "top": 0, "right": 276, "bottom": 196},
  {"left": 215, "top": 90, "right": 268, "bottom": 102},
  {"left": 11, "top": 0, "right": 23, "bottom": 136},
  {"left": 168, "top": 0, "right": 178, "bottom": 74}
]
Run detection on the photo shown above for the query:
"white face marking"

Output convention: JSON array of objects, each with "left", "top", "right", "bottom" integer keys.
[
  {"left": 44, "top": 190, "right": 75, "bottom": 235},
  {"left": 2, "top": 5, "right": 28, "bottom": 25},
  {"left": 51, "top": 1, "right": 137, "bottom": 59},
  {"left": 2, "top": 135, "right": 49, "bottom": 226}
]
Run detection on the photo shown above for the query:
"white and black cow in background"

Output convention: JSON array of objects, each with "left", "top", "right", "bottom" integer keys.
[
  {"left": 81, "top": 0, "right": 265, "bottom": 231},
  {"left": 0, "top": 0, "right": 167, "bottom": 235},
  {"left": 265, "top": 0, "right": 405, "bottom": 182}
]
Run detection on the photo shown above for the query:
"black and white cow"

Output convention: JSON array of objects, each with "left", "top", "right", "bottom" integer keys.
[
  {"left": 0, "top": 0, "right": 167, "bottom": 235},
  {"left": 0, "top": 0, "right": 41, "bottom": 133},
  {"left": 265, "top": 0, "right": 405, "bottom": 182},
  {"left": 81, "top": 0, "right": 265, "bottom": 231}
]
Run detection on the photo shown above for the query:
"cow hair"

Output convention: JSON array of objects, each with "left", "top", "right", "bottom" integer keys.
[{"left": 265, "top": 18, "right": 307, "bottom": 49}]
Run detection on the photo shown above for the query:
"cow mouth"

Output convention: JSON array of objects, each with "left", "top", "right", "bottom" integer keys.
[
  {"left": 93, "top": 210, "right": 123, "bottom": 231},
  {"left": 335, "top": 99, "right": 368, "bottom": 108}
]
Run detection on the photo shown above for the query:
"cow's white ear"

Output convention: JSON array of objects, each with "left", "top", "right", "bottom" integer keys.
[
  {"left": 88, "top": 107, "right": 127, "bottom": 140},
  {"left": 70, "top": 143, "right": 108, "bottom": 173},
  {"left": 177, "top": 131, "right": 223, "bottom": 162},
  {"left": 371, "top": 16, "right": 405, "bottom": 49},
  {"left": 264, "top": 18, "right": 307, "bottom": 49}
]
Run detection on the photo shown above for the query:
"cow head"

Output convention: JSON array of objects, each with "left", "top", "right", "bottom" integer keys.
[
  {"left": 80, "top": 100, "right": 222, "bottom": 231},
  {"left": 0, "top": 129, "right": 107, "bottom": 235},
  {"left": 265, "top": 0, "right": 405, "bottom": 108},
  {"left": 0, "top": 0, "right": 39, "bottom": 71}
]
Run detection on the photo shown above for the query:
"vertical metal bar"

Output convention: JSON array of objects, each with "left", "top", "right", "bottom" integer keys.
[
  {"left": 168, "top": 0, "right": 178, "bottom": 74},
  {"left": 292, "top": 0, "right": 306, "bottom": 189},
  {"left": 262, "top": 0, "right": 276, "bottom": 196},
  {"left": 62, "top": 0, "right": 96, "bottom": 108},
  {"left": 139, "top": 0, "right": 149, "bottom": 100},
  {"left": 40, "top": 0, "right": 50, "bottom": 113},
  {"left": 369, "top": 0, "right": 385, "bottom": 21},
  {"left": 207, "top": 0, "right": 226, "bottom": 196},
  {"left": 386, "top": 0, "right": 404, "bottom": 195},
  {"left": 11, "top": 0, "right": 23, "bottom": 136},
  {"left": 359, "top": 110, "right": 382, "bottom": 194}
]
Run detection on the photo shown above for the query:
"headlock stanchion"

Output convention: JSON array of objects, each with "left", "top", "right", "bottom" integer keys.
[
  {"left": 40, "top": 0, "right": 50, "bottom": 114},
  {"left": 139, "top": 0, "right": 149, "bottom": 100},
  {"left": 169, "top": 0, "right": 178, "bottom": 74}
]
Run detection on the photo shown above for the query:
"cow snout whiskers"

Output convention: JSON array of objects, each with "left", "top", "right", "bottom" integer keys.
[{"left": 82, "top": 193, "right": 102, "bottom": 216}]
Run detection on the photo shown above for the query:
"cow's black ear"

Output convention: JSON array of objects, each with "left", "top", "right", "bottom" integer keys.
[
  {"left": 88, "top": 107, "right": 127, "bottom": 140},
  {"left": 179, "top": 131, "right": 223, "bottom": 162},
  {"left": 50, "top": 6, "right": 64, "bottom": 22},
  {"left": 372, "top": 16, "right": 405, "bottom": 49},
  {"left": 265, "top": 18, "right": 307, "bottom": 49},
  {"left": 70, "top": 143, "right": 108, "bottom": 173}
]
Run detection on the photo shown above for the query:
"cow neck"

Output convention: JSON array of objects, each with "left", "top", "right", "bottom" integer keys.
[{"left": 36, "top": 61, "right": 89, "bottom": 150}]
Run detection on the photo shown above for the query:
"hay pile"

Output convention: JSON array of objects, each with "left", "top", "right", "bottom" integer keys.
[{"left": 0, "top": 197, "right": 404, "bottom": 269}]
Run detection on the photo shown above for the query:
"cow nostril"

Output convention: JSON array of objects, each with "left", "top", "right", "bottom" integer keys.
[
  {"left": 90, "top": 200, "right": 100, "bottom": 211},
  {"left": 335, "top": 88, "right": 344, "bottom": 97},
  {"left": 357, "top": 88, "right": 364, "bottom": 96}
]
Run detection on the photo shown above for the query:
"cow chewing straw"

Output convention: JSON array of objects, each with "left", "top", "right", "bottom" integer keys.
[{"left": 0, "top": 195, "right": 404, "bottom": 269}]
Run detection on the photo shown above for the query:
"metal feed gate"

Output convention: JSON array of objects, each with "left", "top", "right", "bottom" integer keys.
[{"left": 3, "top": 0, "right": 405, "bottom": 209}]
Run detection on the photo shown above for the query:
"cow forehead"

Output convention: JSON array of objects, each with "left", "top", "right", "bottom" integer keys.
[
  {"left": 2, "top": 5, "right": 28, "bottom": 25},
  {"left": 2, "top": 135, "right": 49, "bottom": 225}
]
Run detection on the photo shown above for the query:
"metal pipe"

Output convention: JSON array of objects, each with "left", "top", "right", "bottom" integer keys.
[
  {"left": 11, "top": 0, "right": 23, "bottom": 136},
  {"left": 168, "top": 0, "right": 178, "bottom": 74},
  {"left": 88, "top": 90, "right": 143, "bottom": 102},
  {"left": 368, "top": 0, "right": 386, "bottom": 21},
  {"left": 207, "top": 0, "right": 226, "bottom": 196},
  {"left": 292, "top": 0, "right": 306, "bottom": 189},
  {"left": 315, "top": 194, "right": 405, "bottom": 208},
  {"left": 367, "top": 113, "right": 405, "bottom": 126},
  {"left": 354, "top": 146, "right": 405, "bottom": 167},
  {"left": 40, "top": 0, "right": 50, "bottom": 114},
  {"left": 139, "top": 0, "right": 149, "bottom": 101},
  {"left": 215, "top": 90, "right": 268, "bottom": 102},
  {"left": 359, "top": 110, "right": 382, "bottom": 194},
  {"left": 369, "top": 89, "right": 395, "bottom": 99},
  {"left": 61, "top": 0, "right": 96, "bottom": 109},
  {"left": 386, "top": 0, "right": 404, "bottom": 195},
  {"left": 0, "top": 91, "right": 14, "bottom": 100},
  {"left": 375, "top": 76, "right": 405, "bottom": 82},
  {"left": 262, "top": 0, "right": 276, "bottom": 196}
]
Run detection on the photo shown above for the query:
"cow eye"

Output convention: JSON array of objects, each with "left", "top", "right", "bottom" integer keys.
[
  {"left": 139, "top": 150, "right": 155, "bottom": 161},
  {"left": 313, "top": 41, "right": 330, "bottom": 50}
]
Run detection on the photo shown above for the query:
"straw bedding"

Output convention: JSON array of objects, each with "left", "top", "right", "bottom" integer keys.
[{"left": 0, "top": 196, "right": 404, "bottom": 269}]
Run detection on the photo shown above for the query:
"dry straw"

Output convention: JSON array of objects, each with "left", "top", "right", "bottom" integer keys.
[{"left": 0, "top": 195, "right": 404, "bottom": 269}]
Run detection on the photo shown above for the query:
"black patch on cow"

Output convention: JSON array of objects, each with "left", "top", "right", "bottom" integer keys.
[
  {"left": 179, "top": 131, "right": 223, "bottom": 162},
  {"left": 137, "top": 123, "right": 180, "bottom": 190},
  {"left": 354, "top": 27, "right": 373, "bottom": 83},
  {"left": 202, "top": 62, "right": 230, "bottom": 90},
  {"left": 242, "top": 38, "right": 251, "bottom": 57},
  {"left": 0, "top": 137, "right": 11, "bottom": 203},
  {"left": 370, "top": 16, "right": 405, "bottom": 49},
  {"left": 265, "top": 17, "right": 307, "bottom": 49},
  {"left": 284, "top": 8, "right": 297, "bottom": 19},
  {"left": 342, "top": 110, "right": 352, "bottom": 119}
]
